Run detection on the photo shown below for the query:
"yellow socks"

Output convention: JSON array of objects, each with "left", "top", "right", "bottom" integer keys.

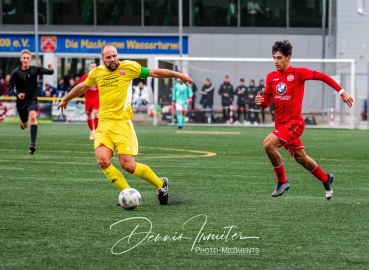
[
  {"left": 102, "top": 164, "right": 130, "bottom": 190},
  {"left": 133, "top": 163, "right": 163, "bottom": 190}
]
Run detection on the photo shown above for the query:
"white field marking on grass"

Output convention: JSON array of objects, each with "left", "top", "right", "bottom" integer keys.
[
  {"left": 176, "top": 131, "right": 241, "bottom": 135},
  {"left": 1, "top": 147, "right": 216, "bottom": 159},
  {"left": 138, "top": 146, "right": 216, "bottom": 158}
]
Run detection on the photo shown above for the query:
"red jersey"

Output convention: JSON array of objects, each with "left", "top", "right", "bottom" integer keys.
[
  {"left": 80, "top": 73, "right": 99, "bottom": 101},
  {"left": 260, "top": 66, "right": 342, "bottom": 126}
]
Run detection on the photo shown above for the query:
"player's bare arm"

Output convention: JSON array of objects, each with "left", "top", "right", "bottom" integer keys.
[
  {"left": 57, "top": 82, "right": 90, "bottom": 113},
  {"left": 341, "top": 91, "right": 353, "bottom": 108},
  {"left": 149, "top": 69, "right": 192, "bottom": 85}
]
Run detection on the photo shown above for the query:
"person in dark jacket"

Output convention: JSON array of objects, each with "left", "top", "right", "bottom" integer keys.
[
  {"left": 258, "top": 78, "right": 274, "bottom": 123},
  {"left": 189, "top": 79, "right": 197, "bottom": 110},
  {"left": 218, "top": 75, "right": 234, "bottom": 123},
  {"left": 199, "top": 78, "right": 215, "bottom": 122},
  {"left": 234, "top": 78, "right": 247, "bottom": 124},
  {"left": 9, "top": 49, "right": 54, "bottom": 154},
  {"left": 246, "top": 79, "right": 259, "bottom": 125}
]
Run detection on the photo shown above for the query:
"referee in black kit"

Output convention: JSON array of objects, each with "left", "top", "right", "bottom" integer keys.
[{"left": 9, "top": 49, "right": 54, "bottom": 154}]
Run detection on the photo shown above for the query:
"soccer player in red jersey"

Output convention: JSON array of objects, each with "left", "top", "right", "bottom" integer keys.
[
  {"left": 80, "top": 62, "right": 99, "bottom": 140},
  {"left": 255, "top": 40, "right": 353, "bottom": 199}
]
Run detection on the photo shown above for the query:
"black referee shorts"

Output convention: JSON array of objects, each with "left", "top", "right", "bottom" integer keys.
[{"left": 16, "top": 98, "right": 39, "bottom": 123}]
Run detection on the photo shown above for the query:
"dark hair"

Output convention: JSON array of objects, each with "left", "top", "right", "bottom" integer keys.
[
  {"left": 272, "top": 40, "right": 293, "bottom": 57},
  {"left": 240, "top": 78, "right": 244, "bottom": 82}
]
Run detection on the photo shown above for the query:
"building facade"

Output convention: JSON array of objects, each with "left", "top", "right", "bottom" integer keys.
[{"left": 0, "top": 0, "right": 367, "bottom": 119}]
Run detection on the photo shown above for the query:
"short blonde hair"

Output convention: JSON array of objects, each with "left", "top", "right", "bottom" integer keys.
[{"left": 20, "top": 49, "right": 32, "bottom": 57}]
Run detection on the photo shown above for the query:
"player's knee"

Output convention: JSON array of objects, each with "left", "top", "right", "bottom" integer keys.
[
  {"left": 263, "top": 138, "right": 274, "bottom": 151},
  {"left": 294, "top": 155, "right": 306, "bottom": 165},
  {"left": 29, "top": 115, "right": 37, "bottom": 122},
  {"left": 120, "top": 161, "right": 135, "bottom": 174},
  {"left": 97, "top": 158, "right": 110, "bottom": 169}
]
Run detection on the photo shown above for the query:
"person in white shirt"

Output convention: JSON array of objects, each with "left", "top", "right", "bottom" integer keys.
[
  {"left": 132, "top": 81, "right": 152, "bottom": 113},
  {"left": 247, "top": 0, "right": 263, "bottom": 26},
  {"left": 227, "top": 0, "right": 237, "bottom": 26}
]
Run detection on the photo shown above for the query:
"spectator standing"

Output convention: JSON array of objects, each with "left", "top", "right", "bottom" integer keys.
[
  {"left": 247, "top": 0, "right": 263, "bottom": 26},
  {"left": 199, "top": 78, "right": 215, "bottom": 123},
  {"left": 227, "top": 0, "right": 237, "bottom": 26},
  {"left": 218, "top": 75, "right": 234, "bottom": 124},
  {"left": 246, "top": 79, "right": 259, "bottom": 125},
  {"left": 189, "top": 79, "right": 197, "bottom": 110},
  {"left": 194, "top": 0, "right": 203, "bottom": 26},
  {"left": 81, "top": 0, "right": 93, "bottom": 24},
  {"left": 234, "top": 78, "right": 247, "bottom": 124},
  {"left": 163, "top": 0, "right": 175, "bottom": 26},
  {"left": 110, "top": 2, "right": 123, "bottom": 25},
  {"left": 258, "top": 78, "right": 274, "bottom": 123}
]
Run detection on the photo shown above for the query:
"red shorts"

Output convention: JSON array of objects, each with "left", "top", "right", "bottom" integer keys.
[
  {"left": 85, "top": 97, "right": 99, "bottom": 115},
  {"left": 272, "top": 120, "right": 305, "bottom": 156}
]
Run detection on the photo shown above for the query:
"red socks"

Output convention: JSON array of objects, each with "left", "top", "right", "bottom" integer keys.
[
  {"left": 274, "top": 164, "right": 288, "bottom": 183},
  {"left": 310, "top": 165, "right": 329, "bottom": 183},
  {"left": 94, "top": 118, "right": 98, "bottom": 130},
  {"left": 87, "top": 119, "right": 99, "bottom": 131}
]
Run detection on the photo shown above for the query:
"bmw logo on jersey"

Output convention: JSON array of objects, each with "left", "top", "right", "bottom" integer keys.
[{"left": 276, "top": 82, "right": 287, "bottom": 95}]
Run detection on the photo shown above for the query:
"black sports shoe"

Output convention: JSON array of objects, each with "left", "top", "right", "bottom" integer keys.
[
  {"left": 20, "top": 123, "right": 25, "bottom": 130},
  {"left": 116, "top": 202, "right": 121, "bottom": 207},
  {"left": 323, "top": 174, "right": 334, "bottom": 200},
  {"left": 271, "top": 181, "right": 290, "bottom": 197},
  {"left": 156, "top": 177, "right": 169, "bottom": 205},
  {"left": 29, "top": 144, "right": 36, "bottom": 154}
]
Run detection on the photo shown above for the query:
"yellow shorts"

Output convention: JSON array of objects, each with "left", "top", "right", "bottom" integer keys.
[{"left": 94, "top": 119, "right": 138, "bottom": 155}]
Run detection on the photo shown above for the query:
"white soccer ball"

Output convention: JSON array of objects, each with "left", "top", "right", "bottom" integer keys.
[{"left": 118, "top": 188, "right": 141, "bottom": 210}]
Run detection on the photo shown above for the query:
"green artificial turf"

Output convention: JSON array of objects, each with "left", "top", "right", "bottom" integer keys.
[{"left": 1, "top": 123, "right": 369, "bottom": 270}]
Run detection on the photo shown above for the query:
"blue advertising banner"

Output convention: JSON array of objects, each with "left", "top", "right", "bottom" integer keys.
[{"left": 0, "top": 35, "right": 188, "bottom": 54}]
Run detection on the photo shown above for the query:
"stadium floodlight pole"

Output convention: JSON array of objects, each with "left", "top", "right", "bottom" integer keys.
[{"left": 34, "top": 0, "right": 39, "bottom": 65}]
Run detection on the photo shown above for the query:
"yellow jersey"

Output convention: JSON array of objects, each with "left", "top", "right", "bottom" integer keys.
[{"left": 84, "top": 60, "right": 149, "bottom": 121}]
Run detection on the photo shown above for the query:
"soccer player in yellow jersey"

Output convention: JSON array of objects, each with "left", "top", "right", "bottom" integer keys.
[{"left": 57, "top": 44, "right": 192, "bottom": 205}]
